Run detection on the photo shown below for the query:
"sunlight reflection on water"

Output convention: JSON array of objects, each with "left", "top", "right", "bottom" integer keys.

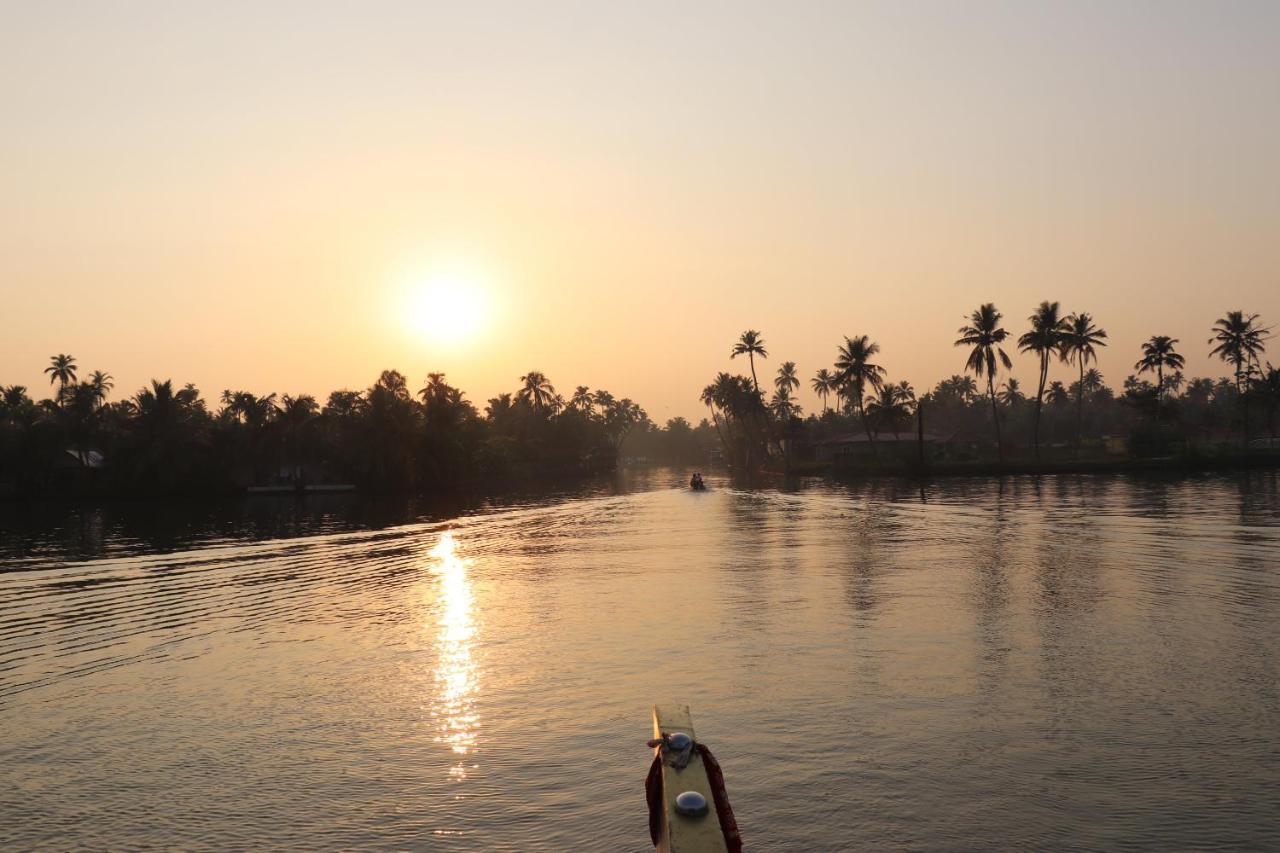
[{"left": 428, "top": 531, "right": 479, "bottom": 780}]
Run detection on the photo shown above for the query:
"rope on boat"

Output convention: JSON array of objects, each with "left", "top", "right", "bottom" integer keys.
[{"left": 646, "top": 733, "right": 743, "bottom": 852}]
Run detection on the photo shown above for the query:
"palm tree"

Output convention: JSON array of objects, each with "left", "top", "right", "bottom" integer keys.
[
  {"left": 1082, "top": 368, "right": 1105, "bottom": 396},
  {"left": 1209, "top": 311, "right": 1270, "bottom": 441},
  {"left": 2, "top": 385, "right": 30, "bottom": 411},
  {"left": 517, "top": 371, "right": 557, "bottom": 411},
  {"left": 731, "top": 330, "right": 768, "bottom": 393},
  {"left": 811, "top": 368, "right": 836, "bottom": 413},
  {"left": 998, "top": 378, "right": 1025, "bottom": 408},
  {"left": 44, "top": 354, "right": 78, "bottom": 404},
  {"left": 769, "top": 387, "right": 801, "bottom": 421},
  {"left": 700, "top": 382, "right": 727, "bottom": 450},
  {"left": 955, "top": 303, "right": 1013, "bottom": 460},
  {"left": 834, "top": 335, "right": 887, "bottom": 447},
  {"left": 865, "top": 382, "right": 915, "bottom": 437},
  {"left": 1018, "top": 301, "right": 1069, "bottom": 459},
  {"left": 1209, "top": 310, "right": 1269, "bottom": 393},
  {"left": 775, "top": 361, "right": 800, "bottom": 397},
  {"left": 1063, "top": 312, "right": 1107, "bottom": 443},
  {"left": 1135, "top": 336, "right": 1185, "bottom": 403},
  {"left": 87, "top": 370, "right": 114, "bottom": 408},
  {"left": 591, "top": 389, "right": 615, "bottom": 415},
  {"left": 1046, "top": 381, "right": 1070, "bottom": 406},
  {"left": 569, "top": 386, "right": 594, "bottom": 414}
]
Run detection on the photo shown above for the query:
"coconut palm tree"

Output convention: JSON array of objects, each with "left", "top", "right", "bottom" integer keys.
[
  {"left": 44, "top": 354, "right": 78, "bottom": 404},
  {"left": 769, "top": 387, "right": 801, "bottom": 421},
  {"left": 775, "top": 361, "right": 800, "bottom": 397},
  {"left": 1063, "top": 312, "right": 1107, "bottom": 442},
  {"left": 955, "top": 303, "right": 1013, "bottom": 460},
  {"left": 700, "top": 382, "right": 727, "bottom": 450},
  {"left": 569, "top": 385, "right": 594, "bottom": 414},
  {"left": 1082, "top": 368, "right": 1105, "bottom": 396},
  {"left": 2, "top": 385, "right": 30, "bottom": 411},
  {"left": 998, "top": 378, "right": 1025, "bottom": 408},
  {"left": 1018, "top": 301, "right": 1070, "bottom": 459},
  {"left": 1135, "top": 336, "right": 1185, "bottom": 403},
  {"left": 834, "top": 335, "right": 887, "bottom": 447},
  {"left": 865, "top": 382, "right": 915, "bottom": 438},
  {"left": 731, "top": 330, "right": 768, "bottom": 393},
  {"left": 87, "top": 370, "right": 114, "bottom": 408},
  {"left": 1209, "top": 310, "right": 1269, "bottom": 393},
  {"left": 1046, "top": 381, "right": 1070, "bottom": 406},
  {"left": 517, "top": 371, "right": 557, "bottom": 412},
  {"left": 811, "top": 368, "right": 836, "bottom": 413}
]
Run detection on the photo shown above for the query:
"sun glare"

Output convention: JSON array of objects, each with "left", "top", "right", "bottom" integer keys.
[{"left": 408, "top": 273, "right": 488, "bottom": 345}]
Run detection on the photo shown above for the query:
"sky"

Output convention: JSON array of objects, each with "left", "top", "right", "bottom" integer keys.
[{"left": 3, "top": 1, "right": 1278, "bottom": 422}]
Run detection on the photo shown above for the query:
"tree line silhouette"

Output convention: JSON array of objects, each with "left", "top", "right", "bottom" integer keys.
[
  {"left": 704, "top": 307, "right": 1279, "bottom": 469},
  {"left": 0, "top": 364, "right": 684, "bottom": 496},
  {"left": 4, "top": 305, "right": 1277, "bottom": 495}
]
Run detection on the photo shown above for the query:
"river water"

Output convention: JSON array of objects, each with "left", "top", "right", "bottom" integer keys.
[{"left": 2, "top": 470, "right": 1278, "bottom": 850}]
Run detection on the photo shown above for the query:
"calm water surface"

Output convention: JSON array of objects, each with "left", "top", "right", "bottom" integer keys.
[{"left": 2, "top": 470, "right": 1279, "bottom": 850}]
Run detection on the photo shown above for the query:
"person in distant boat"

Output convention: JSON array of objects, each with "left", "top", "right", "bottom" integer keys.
[{"left": 690, "top": 472, "right": 705, "bottom": 490}]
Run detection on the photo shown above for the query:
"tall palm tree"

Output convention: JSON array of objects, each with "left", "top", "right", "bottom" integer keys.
[
  {"left": 811, "top": 368, "right": 835, "bottom": 413},
  {"left": 1135, "top": 336, "right": 1185, "bottom": 402},
  {"left": 700, "top": 382, "right": 727, "bottom": 450},
  {"left": 834, "top": 335, "right": 887, "bottom": 447},
  {"left": 1063, "top": 312, "right": 1107, "bottom": 442},
  {"left": 955, "top": 303, "right": 1013, "bottom": 460},
  {"left": 569, "top": 385, "right": 594, "bottom": 414},
  {"left": 44, "top": 354, "right": 78, "bottom": 404},
  {"left": 775, "top": 361, "right": 800, "bottom": 397},
  {"left": 731, "top": 330, "right": 768, "bottom": 393},
  {"left": 88, "top": 370, "right": 114, "bottom": 408},
  {"left": 1209, "top": 311, "right": 1269, "bottom": 393},
  {"left": 1018, "top": 301, "right": 1069, "bottom": 459},
  {"left": 517, "top": 371, "right": 557, "bottom": 411}
]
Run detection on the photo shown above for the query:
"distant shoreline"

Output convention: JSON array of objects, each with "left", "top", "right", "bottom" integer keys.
[{"left": 775, "top": 450, "right": 1280, "bottom": 480}]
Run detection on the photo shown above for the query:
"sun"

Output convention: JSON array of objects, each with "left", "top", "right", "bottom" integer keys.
[{"left": 407, "top": 273, "right": 488, "bottom": 345}]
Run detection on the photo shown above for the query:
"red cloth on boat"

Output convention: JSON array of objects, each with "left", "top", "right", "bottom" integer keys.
[{"left": 645, "top": 744, "right": 742, "bottom": 852}]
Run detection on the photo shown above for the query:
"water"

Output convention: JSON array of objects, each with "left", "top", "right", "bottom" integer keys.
[{"left": 2, "top": 470, "right": 1279, "bottom": 850}]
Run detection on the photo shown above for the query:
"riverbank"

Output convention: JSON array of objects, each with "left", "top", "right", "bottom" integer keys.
[{"left": 777, "top": 448, "right": 1280, "bottom": 479}]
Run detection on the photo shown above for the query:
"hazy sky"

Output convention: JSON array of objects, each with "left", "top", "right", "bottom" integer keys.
[{"left": 4, "top": 2, "right": 1278, "bottom": 421}]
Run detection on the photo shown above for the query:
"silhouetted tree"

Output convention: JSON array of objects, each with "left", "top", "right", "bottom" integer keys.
[{"left": 956, "top": 303, "right": 1013, "bottom": 460}]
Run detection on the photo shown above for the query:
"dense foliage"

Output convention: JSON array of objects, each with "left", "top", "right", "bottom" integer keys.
[{"left": 0, "top": 365, "right": 708, "bottom": 496}]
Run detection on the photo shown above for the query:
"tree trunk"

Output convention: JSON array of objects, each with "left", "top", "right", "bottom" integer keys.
[
  {"left": 857, "top": 386, "right": 876, "bottom": 453},
  {"left": 917, "top": 400, "right": 926, "bottom": 469},
  {"left": 1033, "top": 354, "right": 1047, "bottom": 460},
  {"left": 708, "top": 405, "right": 726, "bottom": 454},
  {"left": 989, "top": 376, "right": 1004, "bottom": 462},
  {"left": 1076, "top": 360, "right": 1085, "bottom": 449}
]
